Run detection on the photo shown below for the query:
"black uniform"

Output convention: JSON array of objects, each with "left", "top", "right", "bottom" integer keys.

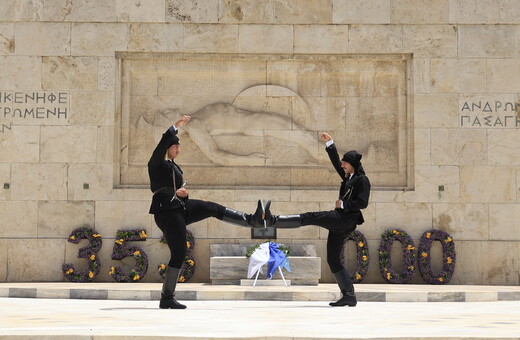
[{"left": 148, "top": 126, "right": 225, "bottom": 269}]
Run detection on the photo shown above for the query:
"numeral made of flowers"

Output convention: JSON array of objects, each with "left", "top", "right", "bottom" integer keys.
[
  {"left": 62, "top": 226, "right": 103, "bottom": 282},
  {"left": 378, "top": 228, "right": 417, "bottom": 284},
  {"left": 340, "top": 230, "right": 370, "bottom": 283},
  {"left": 418, "top": 229, "right": 456, "bottom": 284},
  {"left": 109, "top": 229, "right": 148, "bottom": 282},
  {"left": 157, "top": 230, "right": 196, "bottom": 282}
]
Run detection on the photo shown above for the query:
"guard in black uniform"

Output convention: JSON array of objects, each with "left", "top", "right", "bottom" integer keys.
[
  {"left": 264, "top": 132, "right": 370, "bottom": 307},
  {"left": 149, "top": 115, "right": 265, "bottom": 309}
]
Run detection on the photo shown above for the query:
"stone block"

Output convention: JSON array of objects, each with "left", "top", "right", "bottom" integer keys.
[
  {"left": 488, "top": 130, "right": 520, "bottom": 166},
  {"left": 43, "top": 0, "right": 116, "bottom": 22},
  {"left": 0, "top": 201, "right": 37, "bottom": 237},
  {"left": 294, "top": 25, "right": 348, "bottom": 54},
  {"left": 375, "top": 203, "right": 433, "bottom": 239},
  {"left": 458, "top": 25, "right": 518, "bottom": 58},
  {"left": 414, "top": 128, "right": 431, "bottom": 166},
  {"left": 94, "top": 200, "right": 153, "bottom": 238},
  {"left": 430, "top": 59, "right": 486, "bottom": 93},
  {"left": 116, "top": 0, "right": 166, "bottom": 22},
  {"left": 97, "top": 57, "right": 115, "bottom": 91},
  {"left": 403, "top": 25, "right": 457, "bottom": 58},
  {"left": 15, "top": 22, "right": 70, "bottom": 56},
  {"left": 0, "top": 126, "right": 39, "bottom": 163},
  {"left": 11, "top": 163, "right": 67, "bottom": 201},
  {"left": 414, "top": 94, "right": 459, "bottom": 128},
  {"left": 0, "top": 23, "right": 14, "bottom": 55},
  {"left": 413, "top": 58, "right": 430, "bottom": 93},
  {"left": 41, "top": 126, "right": 97, "bottom": 163},
  {"left": 430, "top": 128, "right": 487, "bottom": 165},
  {"left": 0, "top": 163, "right": 9, "bottom": 201},
  {"left": 272, "top": 0, "right": 332, "bottom": 24},
  {"left": 349, "top": 25, "right": 402, "bottom": 53},
  {"left": 432, "top": 203, "right": 489, "bottom": 241},
  {"left": 414, "top": 166, "right": 459, "bottom": 202},
  {"left": 166, "top": 0, "right": 218, "bottom": 23},
  {"left": 489, "top": 204, "right": 520, "bottom": 241},
  {"left": 128, "top": 24, "right": 183, "bottom": 52},
  {"left": 97, "top": 126, "right": 114, "bottom": 164},
  {"left": 0, "top": 239, "right": 6, "bottom": 281},
  {"left": 428, "top": 292, "right": 465, "bottom": 302},
  {"left": 448, "top": 0, "right": 500, "bottom": 24},
  {"left": 332, "top": 0, "right": 390, "bottom": 24},
  {"left": 70, "top": 91, "right": 114, "bottom": 126},
  {"left": 71, "top": 23, "right": 128, "bottom": 57},
  {"left": 183, "top": 24, "right": 239, "bottom": 53},
  {"left": 0, "top": 56, "right": 41, "bottom": 89},
  {"left": 68, "top": 164, "right": 124, "bottom": 201},
  {"left": 9, "top": 288, "right": 37, "bottom": 298},
  {"left": 210, "top": 256, "right": 321, "bottom": 285},
  {"left": 38, "top": 201, "right": 95, "bottom": 238},
  {"left": 218, "top": 0, "right": 275, "bottom": 23},
  {"left": 42, "top": 57, "right": 98, "bottom": 90},
  {"left": 487, "top": 60, "right": 520, "bottom": 93},
  {"left": 391, "top": 0, "right": 448, "bottom": 23},
  {"left": 238, "top": 25, "right": 293, "bottom": 53},
  {"left": 460, "top": 166, "right": 516, "bottom": 203},
  {"left": 7, "top": 239, "right": 65, "bottom": 281}
]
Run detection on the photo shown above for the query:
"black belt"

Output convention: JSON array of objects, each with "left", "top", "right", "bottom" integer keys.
[{"left": 153, "top": 187, "right": 175, "bottom": 195}]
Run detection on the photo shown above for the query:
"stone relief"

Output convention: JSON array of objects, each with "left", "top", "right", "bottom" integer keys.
[{"left": 117, "top": 54, "right": 411, "bottom": 188}]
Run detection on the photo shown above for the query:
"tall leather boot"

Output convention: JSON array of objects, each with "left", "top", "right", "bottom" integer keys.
[
  {"left": 222, "top": 199, "right": 266, "bottom": 228},
  {"left": 329, "top": 268, "right": 357, "bottom": 307},
  {"left": 159, "top": 266, "right": 187, "bottom": 309},
  {"left": 264, "top": 200, "right": 302, "bottom": 228}
]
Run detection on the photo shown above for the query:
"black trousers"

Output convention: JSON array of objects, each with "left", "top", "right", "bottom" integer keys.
[
  {"left": 301, "top": 209, "right": 357, "bottom": 274},
  {"left": 154, "top": 199, "right": 225, "bottom": 268}
]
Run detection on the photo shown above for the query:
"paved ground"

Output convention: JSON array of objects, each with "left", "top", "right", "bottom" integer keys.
[{"left": 1, "top": 298, "right": 520, "bottom": 339}]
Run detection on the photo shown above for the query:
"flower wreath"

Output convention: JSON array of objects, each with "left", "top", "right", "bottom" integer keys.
[
  {"left": 158, "top": 230, "right": 196, "bottom": 281},
  {"left": 378, "top": 228, "right": 416, "bottom": 284},
  {"left": 245, "top": 242, "right": 292, "bottom": 259},
  {"left": 418, "top": 229, "right": 456, "bottom": 284},
  {"left": 340, "top": 230, "right": 370, "bottom": 283},
  {"left": 109, "top": 229, "right": 148, "bottom": 282},
  {"left": 62, "top": 226, "right": 102, "bottom": 282}
]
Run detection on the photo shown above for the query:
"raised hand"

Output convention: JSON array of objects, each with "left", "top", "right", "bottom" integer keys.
[
  {"left": 174, "top": 115, "right": 191, "bottom": 128},
  {"left": 320, "top": 132, "right": 332, "bottom": 142}
]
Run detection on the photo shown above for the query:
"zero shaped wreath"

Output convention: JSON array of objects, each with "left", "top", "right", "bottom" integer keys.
[
  {"left": 418, "top": 229, "right": 456, "bottom": 284},
  {"left": 340, "top": 230, "right": 370, "bottom": 283},
  {"left": 378, "top": 228, "right": 417, "bottom": 284}
]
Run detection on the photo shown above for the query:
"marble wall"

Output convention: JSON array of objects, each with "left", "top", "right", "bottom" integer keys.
[{"left": 0, "top": 0, "right": 519, "bottom": 285}]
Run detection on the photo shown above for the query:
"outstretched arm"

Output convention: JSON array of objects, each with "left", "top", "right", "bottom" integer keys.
[
  {"left": 148, "top": 115, "right": 190, "bottom": 169},
  {"left": 321, "top": 132, "right": 346, "bottom": 180}
]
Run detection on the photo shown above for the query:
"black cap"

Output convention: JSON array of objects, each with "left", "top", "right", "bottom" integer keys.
[
  {"left": 341, "top": 150, "right": 362, "bottom": 169},
  {"left": 167, "top": 135, "right": 180, "bottom": 148}
]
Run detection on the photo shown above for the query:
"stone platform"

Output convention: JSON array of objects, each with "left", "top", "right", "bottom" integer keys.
[{"left": 1, "top": 282, "right": 520, "bottom": 303}]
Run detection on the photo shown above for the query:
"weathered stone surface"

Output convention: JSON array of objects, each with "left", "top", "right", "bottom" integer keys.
[
  {"left": 448, "top": 0, "right": 500, "bottom": 24},
  {"left": 68, "top": 164, "right": 123, "bottom": 201},
  {"left": 294, "top": 25, "right": 348, "bottom": 53},
  {"left": 0, "top": 201, "right": 37, "bottom": 237},
  {"left": 460, "top": 166, "right": 517, "bottom": 203},
  {"left": 487, "top": 130, "right": 520, "bottom": 165},
  {"left": 70, "top": 92, "right": 114, "bottom": 126},
  {"left": 430, "top": 129, "right": 487, "bottom": 165},
  {"left": 414, "top": 128, "right": 431, "bottom": 166},
  {"left": 414, "top": 165, "right": 459, "bottom": 202},
  {"left": 0, "top": 240, "right": 6, "bottom": 281},
  {"left": 430, "top": 59, "right": 486, "bottom": 93},
  {"left": 7, "top": 239, "right": 65, "bottom": 281},
  {"left": 218, "top": 0, "right": 275, "bottom": 23},
  {"left": 40, "top": 126, "right": 97, "bottom": 163},
  {"left": 15, "top": 22, "right": 70, "bottom": 56},
  {"left": 97, "top": 57, "right": 115, "bottom": 91},
  {"left": 391, "top": 0, "right": 448, "bottom": 23},
  {"left": 413, "top": 58, "right": 430, "bottom": 93},
  {"left": 71, "top": 23, "right": 128, "bottom": 57},
  {"left": 0, "top": 163, "right": 10, "bottom": 201},
  {"left": 116, "top": 0, "right": 166, "bottom": 22},
  {"left": 128, "top": 24, "right": 183, "bottom": 52},
  {"left": 458, "top": 25, "right": 519, "bottom": 58},
  {"left": 43, "top": 0, "right": 116, "bottom": 22},
  {"left": 349, "top": 25, "right": 402, "bottom": 53},
  {"left": 375, "top": 203, "right": 433, "bottom": 239},
  {"left": 94, "top": 200, "right": 152, "bottom": 238},
  {"left": 238, "top": 25, "right": 293, "bottom": 53},
  {"left": 272, "top": 0, "right": 332, "bottom": 24},
  {"left": 0, "top": 56, "right": 41, "bottom": 89},
  {"left": 0, "top": 126, "right": 39, "bottom": 162},
  {"left": 42, "top": 57, "right": 98, "bottom": 90},
  {"left": 166, "top": 0, "right": 218, "bottom": 23},
  {"left": 432, "top": 203, "right": 489, "bottom": 241},
  {"left": 414, "top": 94, "right": 458, "bottom": 128},
  {"left": 0, "top": 23, "right": 14, "bottom": 55},
  {"left": 403, "top": 25, "right": 457, "bottom": 58},
  {"left": 38, "top": 201, "right": 95, "bottom": 238},
  {"left": 487, "top": 59, "right": 520, "bottom": 93},
  {"left": 489, "top": 204, "right": 520, "bottom": 241},
  {"left": 210, "top": 243, "right": 317, "bottom": 257},
  {"left": 11, "top": 163, "right": 68, "bottom": 201},
  {"left": 333, "top": 0, "right": 390, "bottom": 24}
]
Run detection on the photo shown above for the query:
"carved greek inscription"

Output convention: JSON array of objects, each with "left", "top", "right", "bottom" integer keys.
[
  {"left": 460, "top": 98, "right": 519, "bottom": 128},
  {"left": 0, "top": 91, "right": 69, "bottom": 133}
]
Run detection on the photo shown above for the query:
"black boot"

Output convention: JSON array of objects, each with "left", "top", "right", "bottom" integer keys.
[
  {"left": 264, "top": 200, "right": 301, "bottom": 228},
  {"left": 159, "top": 266, "right": 187, "bottom": 309},
  {"left": 329, "top": 268, "right": 357, "bottom": 307},
  {"left": 222, "top": 200, "right": 265, "bottom": 228}
]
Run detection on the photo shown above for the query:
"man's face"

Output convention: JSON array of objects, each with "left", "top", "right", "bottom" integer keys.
[
  {"left": 341, "top": 161, "right": 354, "bottom": 174},
  {"left": 167, "top": 144, "right": 180, "bottom": 159}
]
